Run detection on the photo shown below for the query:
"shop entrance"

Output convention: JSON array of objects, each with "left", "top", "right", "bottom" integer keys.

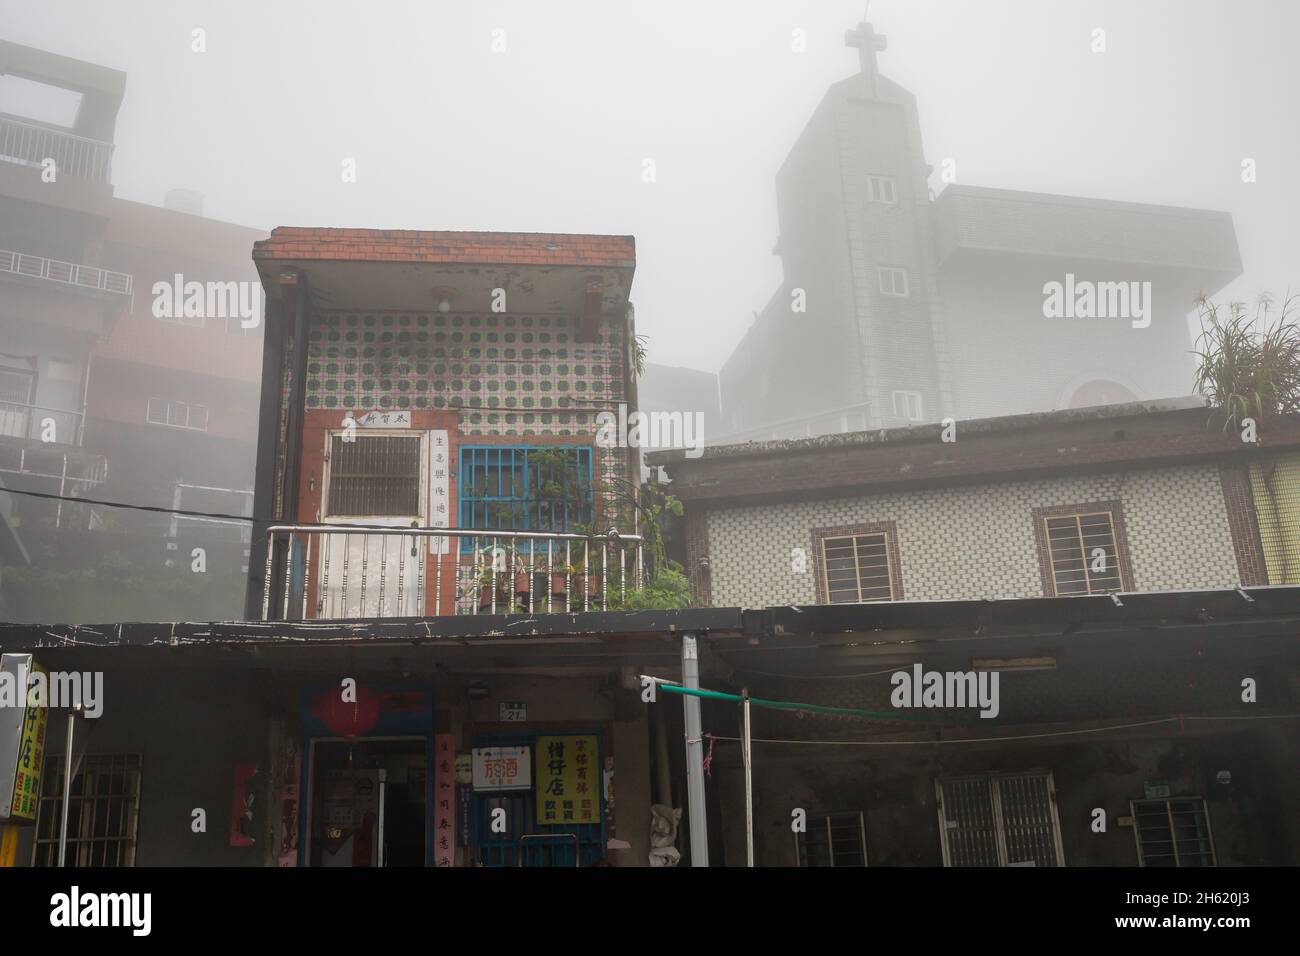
[
  {"left": 471, "top": 732, "right": 606, "bottom": 867},
  {"left": 305, "top": 737, "right": 428, "bottom": 867}
]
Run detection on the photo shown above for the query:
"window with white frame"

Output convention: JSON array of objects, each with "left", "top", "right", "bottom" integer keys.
[
  {"left": 867, "top": 175, "right": 898, "bottom": 204},
  {"left": 891, "top": 389, "right": 923, "bottom": 421},
  {"left": 878, "top": 266, "right": 909, "bottom": 297},
  {"left": 936, "top": 771, "right": 1065, "bottom": 867},
  {"left": 795, "top": 810, "right": 868, "bottom": 867},
  {"left": 1131, "top": 798, "right": 1216, "bottom": 867},
  {"left": 146, "top": 398, "right": 209, "bottom": 431},
  {"left": 32, "top": 753, "right": 142, "bottom": 867}
]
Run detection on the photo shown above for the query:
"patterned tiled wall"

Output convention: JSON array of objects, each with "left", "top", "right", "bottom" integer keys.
[
  {"left": 705, "top": 464, "right": 1240, "bottom": 607},
  {"left": 303, "top": 310, "right": 632, "bottom": 517},
  {"left": 305, "top": 311, "right": 624, "bottom": 429}
]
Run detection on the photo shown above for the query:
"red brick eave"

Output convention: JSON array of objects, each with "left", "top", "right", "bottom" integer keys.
[{"left": 251, "top": 228, "right": 636, "bottom": 270}]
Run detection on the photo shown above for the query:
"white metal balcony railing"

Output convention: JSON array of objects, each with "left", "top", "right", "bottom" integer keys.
[
  {"left": 0, "top": 398, "right": 85, "bottom": 446},
  {"left": 0, "top": 249, "right": 133, "bottom": 297},
  {"left": 0, "top": 115, "right": 114, "bottom": 183},
  {"left": 263, "top": 525, "right": 645, "bottom": 621}
]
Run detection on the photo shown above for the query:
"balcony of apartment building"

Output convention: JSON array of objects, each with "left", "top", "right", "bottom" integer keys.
[
  {"left": 0, "top": 113, "right": 114, "bottom": 185},
  {"left": 0, "top": 403, "right": 108, "bottom": 521},
  {"left": 261, "top": 442, "right": 644, "bottom": 621},
  {"left": 0, "top": 248, "right": 133, "bottom": 305},
  {"left": 0, "top": 352, "right": 108, "bottom": 518},
  {"left": 261, "top": 522, "right": 646, "bottom": 622},
  {"left": 0, "top": 40, "right": 124, "bottom": 211},
  {"left": 0, "top": 244, "right": 132, "bottom": 500}
]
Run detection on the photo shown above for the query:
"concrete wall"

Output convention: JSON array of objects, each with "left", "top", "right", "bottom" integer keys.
[
  {"left": 12, "top": 665, "right": 272, "bottom": 866},
  {"left": 705, "top": 462, "right": 1239, "bottom": 606}
]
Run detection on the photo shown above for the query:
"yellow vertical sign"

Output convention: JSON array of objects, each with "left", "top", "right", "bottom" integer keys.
[
  {"left": 8, "top": 663, "right": 48, "bottom": 823},
  {"left": 536, "top": 735, "right": 599, "bottom": 826}
]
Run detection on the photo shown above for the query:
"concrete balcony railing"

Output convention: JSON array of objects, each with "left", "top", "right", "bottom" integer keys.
[
  {"left": 0, "top": 115, "right": 114, "bottom": 183},
  {"left": 0, "top": 248, "right": 133, "bottom": 297},
  {"left": 262, "top": 524, "right": 645, "bottom": 621}
]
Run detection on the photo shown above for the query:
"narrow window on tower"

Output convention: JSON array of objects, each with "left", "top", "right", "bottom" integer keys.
[
  {"left": 867, "top": 175, "right": 898, "bottom": 204},
  {"left": 878, "top": 267, "right": 909, "bottom": 297}
]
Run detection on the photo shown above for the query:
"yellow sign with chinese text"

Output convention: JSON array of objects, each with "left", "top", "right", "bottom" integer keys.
[
  {"left": 9, "top": 663, "right": 49, "bottom": 822},
  {"left": 535, "top": 735, "right": 599, "bottom": 826}
]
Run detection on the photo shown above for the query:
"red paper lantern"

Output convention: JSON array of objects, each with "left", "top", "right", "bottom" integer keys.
[{"left": 320, "top": 684, "right": 381, "bottom": 738}]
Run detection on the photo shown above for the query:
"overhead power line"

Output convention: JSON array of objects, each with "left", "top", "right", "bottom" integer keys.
[{"left": 0, "top": 486, "right": 259, "bottom": 524}]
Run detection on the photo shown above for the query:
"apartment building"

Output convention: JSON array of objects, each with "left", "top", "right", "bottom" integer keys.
[{"left": 0, "top": 40, "right": 265, "bottom": 623}]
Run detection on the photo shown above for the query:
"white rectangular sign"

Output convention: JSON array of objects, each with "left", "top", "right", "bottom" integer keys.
[
  {"left": 472, "top": 746, "right": 531, "bottom": 792},
  {"left": 429, "top": 429, "right": 450, "bottom": 556}
]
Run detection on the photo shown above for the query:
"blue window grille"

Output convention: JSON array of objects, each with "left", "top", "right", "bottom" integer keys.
[{"left": 457, "top": 446, "right": 594, "bottom": 553}]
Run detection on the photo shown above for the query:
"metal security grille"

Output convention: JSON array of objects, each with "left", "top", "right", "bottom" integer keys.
[
  {"left": 795, "top": 811, "right": 868, "bottom": 867},
  {"left": 821, "top": 533, "right": 893, "bottom": 602},
  {"left": 1131, "top": 798, "right": 1216, "bottom": 867},
  {"left": 326, "top": 434, "right": 422, "bottom": 516},
  {"left": 458, "top": 446, "right": 593, "bottom": 536},
  {"left": 1044, "top": 512, "right": 1122, "bottom": 594},
  {"left": 937, "top": 771, "right": 1064, "bottom": 867},
  {"left": 32, "top": 753, "right": 142, "bottom": 867}
]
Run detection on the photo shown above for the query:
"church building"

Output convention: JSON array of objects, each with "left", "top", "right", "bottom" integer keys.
[{"left": 719, "top": 20, "right": 1242, "bottom": 441}]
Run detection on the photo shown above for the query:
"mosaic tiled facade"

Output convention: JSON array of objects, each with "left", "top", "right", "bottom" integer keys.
[
  {"left": 304, "top": 311, "right": 625, "bottom": 432},
  {"left": 303, "top": 309, "right": 633, "bottom": 520},
  {"left": 704, "top": 464, "right": 1240, "bottom": 607}
]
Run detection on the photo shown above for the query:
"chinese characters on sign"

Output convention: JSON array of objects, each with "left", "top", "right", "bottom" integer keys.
[
  {"left": 355, "top": 410, "right": 412, "bottom": 428},
  {"left": 434, "top": 733, "right": 456, "bottom": 868},
  {"left": 536, "top": 735, "right": 599, "bottom": 826},
  {"left": 471, "top": 746, "right": 531, "bottom": 791},
  {"left": 457, "top": 783, "right": 473, "bottom": 847},
  {"left": 430, "top": 429, "right": 450, "bottom": 555},
  {"left": 1, "top": 657, "right": 48, "bottom": 823}
]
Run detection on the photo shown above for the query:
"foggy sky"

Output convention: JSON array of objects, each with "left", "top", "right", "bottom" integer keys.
[{"left": 5, "top": 0, "right": 1297, "bottom": 371}]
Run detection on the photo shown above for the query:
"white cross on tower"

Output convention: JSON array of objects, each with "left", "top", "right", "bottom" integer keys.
[{"left": 845, "top": 18, "right": 888, "bottom": 97}]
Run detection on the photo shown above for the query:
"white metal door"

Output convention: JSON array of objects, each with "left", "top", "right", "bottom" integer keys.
[{"left": 319, "top": 430, "right": 427, "bottom": 618}]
